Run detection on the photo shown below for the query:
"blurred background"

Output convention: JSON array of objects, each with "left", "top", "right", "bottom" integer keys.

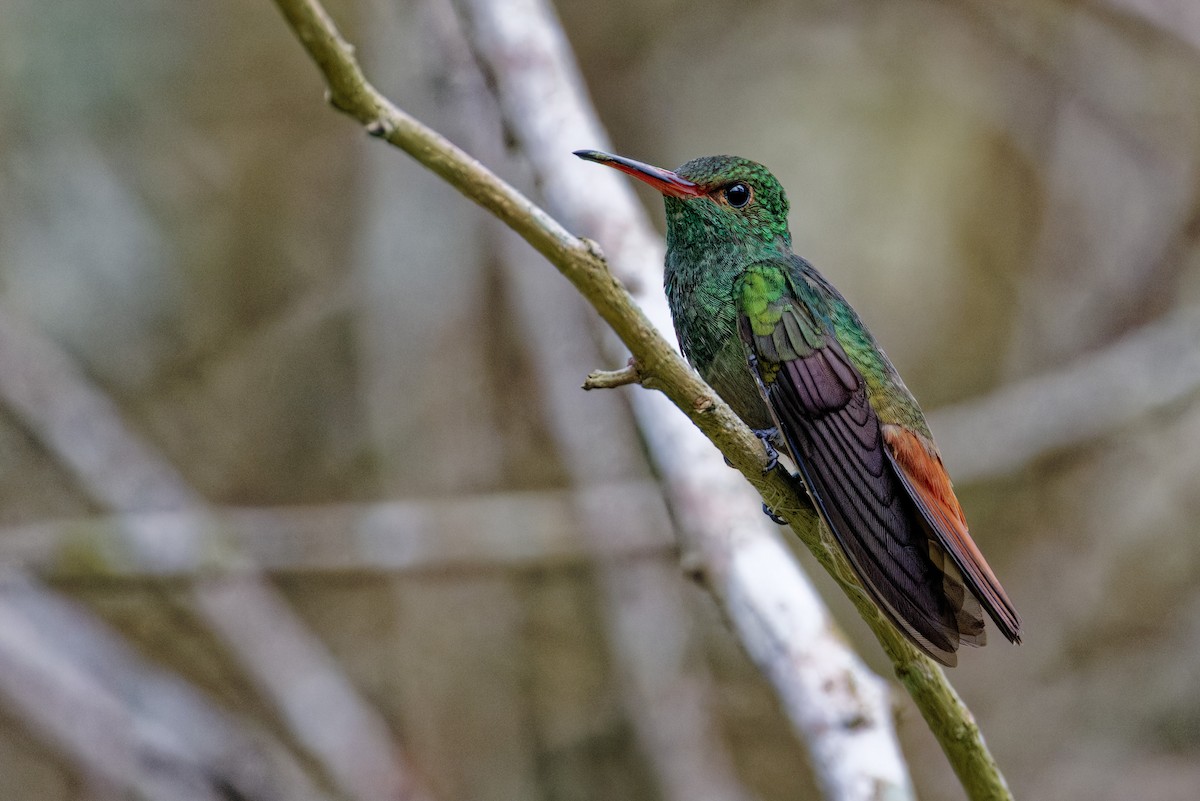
[{"left": 1, "top": 0, "right": 1199, "bottom": 799}]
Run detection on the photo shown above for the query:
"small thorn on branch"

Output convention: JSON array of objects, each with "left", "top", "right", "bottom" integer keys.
[
  {"left": 365, "top": 119, "right": 394, "bottom": 137},
  {"left": 583, "top": 358, "right": 641, "bottom": 390},
  {"left": 578, "top": 237, "right": 605, "bottom": 261},
  {"left": 679, "top": 550, "right": 708, "bottom": 586}
]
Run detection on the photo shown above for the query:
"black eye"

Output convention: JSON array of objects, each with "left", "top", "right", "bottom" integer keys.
[{"left": 724, "top": 183, "right": 751, "bottom": 207}]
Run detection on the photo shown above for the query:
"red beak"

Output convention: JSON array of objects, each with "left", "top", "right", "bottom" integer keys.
[{"left": 574, "top": 150, "right": 704, "bottom": 198}]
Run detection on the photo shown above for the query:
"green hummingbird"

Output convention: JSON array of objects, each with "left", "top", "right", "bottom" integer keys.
[{"left": 575, "top": 149, "right": 1021, "bottom": 665}]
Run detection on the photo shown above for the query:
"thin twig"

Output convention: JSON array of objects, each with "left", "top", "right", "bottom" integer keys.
[
  {"left": 584, "top": 362, "right": 642, "bottom": 390},
  {"left": 269, "top": 2, "right": 1015, "bottom": 799}
]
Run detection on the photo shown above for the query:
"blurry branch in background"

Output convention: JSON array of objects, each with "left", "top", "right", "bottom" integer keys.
[
  {"left": 1, "top": 483, "right": 673, "bottom": 576},
  {"left": 954, "top": 0, "right": 1200, "bottom": 378},
  {"left": 425, "top": 5, "right": 755, "bottom": 801},
  {"left": 0, "top": 572, "right": 330, "bottom": 801},
  {"left": 0, "top": 306, "right": 431, "bottom": 801},
  {"left": 936, "top": 2, "right": 1200, "bottom": 480},
  {"left": 933, "top": 305, "right": 1200, "bottom": 482},
  {"left": 1097, "top": 0, "right": 1200, "bottom": 51},
  {"left": 441, "top": 2, "right": 909, "bottom": 801},
  {"left": 269, "top": 1, "right": 1014, "bottom": 800},
  {"left": 0, "top": 313, "right": 199, "bottom": 512}
]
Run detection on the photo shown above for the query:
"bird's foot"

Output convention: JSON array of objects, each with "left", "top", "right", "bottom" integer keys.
[
  {"left": 762, "top": 503, "right": 787, "bottom": 525},
  {"left": 752, "top": 428, "right": 780, "bottom": 473},
  {"left": 723, "top": 428, "right": 781, "bottom": 473}
]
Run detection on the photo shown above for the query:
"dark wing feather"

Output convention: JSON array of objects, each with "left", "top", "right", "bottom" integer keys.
[
  {"left": 883, "top": 426, "right": 1022, "bottom": 644},
  {"left": 738, "top": 309, "right": 970, "bottom": 666}
]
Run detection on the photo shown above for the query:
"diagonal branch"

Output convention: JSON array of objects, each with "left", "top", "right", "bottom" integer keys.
[
  {"left": 269, "top": 2, "right": 1015, "bottom": 799},
  {"left": 422, "top": 5, "right": 756, "bottom": 798},
  {"left": 0, "top": 571, "right": 333, "bottom": 801},
  {"left": 444, "top": 1, "right": 910, "bottom": 799}
]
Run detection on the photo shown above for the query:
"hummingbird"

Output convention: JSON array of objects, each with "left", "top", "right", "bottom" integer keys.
[{"left": 575, "top": 149, "right": 1021, "bottom": 665}]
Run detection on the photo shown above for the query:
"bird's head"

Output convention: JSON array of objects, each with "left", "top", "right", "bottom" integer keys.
[{"left": 574, "top": 150, "right": 792, "bottom": 256}]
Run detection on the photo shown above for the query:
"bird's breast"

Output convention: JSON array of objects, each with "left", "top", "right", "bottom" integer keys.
[{"left": 666, "top": 255, "right": 772, "bottom": 427}]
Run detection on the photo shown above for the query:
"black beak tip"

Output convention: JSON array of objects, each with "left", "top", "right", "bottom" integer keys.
[{"left": 573, "top": 149, "right": 608, "bottom": 163}]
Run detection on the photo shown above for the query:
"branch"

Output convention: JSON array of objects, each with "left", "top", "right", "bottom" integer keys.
[
  {"left": 443, "top": 2, "right": 910, "bottom": 799},
  {"left": 270, "top": 2, "right": 1013, "bottom": 799},
  {"left": 3, "top": 484, "right": 673, "bottom": 576},
  {"left": 1096, "top": 0, "right": 1200, "bottom": 53},
  {"left": 0, "top": 309, "right": 200, "bottom": 511},
  {"left": 0, "top": 571, "right": 331, "bottom": 801},
  {"left": 932, "top": 305, "right": 1200, "bottom": 482},
  {"left": 0, "top": 312, "right": 422, "bottom": 800},
  {"left": 583, "top": 360, "right": 642, "bottom": 390},
  {"left": 422, "top": 7, "right": 756, "bottom": 797}
]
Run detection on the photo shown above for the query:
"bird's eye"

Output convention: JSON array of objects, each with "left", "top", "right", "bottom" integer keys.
[{"left": 724, "top": 183, "right": 751, "bottom": 208}]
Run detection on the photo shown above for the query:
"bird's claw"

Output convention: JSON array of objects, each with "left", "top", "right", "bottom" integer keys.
[
  {"left": 762, "top": 503, "right": 787, "bottom": 525},
  {"left": 752, "top": 428, "right": 780, "bottom": 473},
  {"left": 723, "top": 428, "right": 780, "bottom": 473}
]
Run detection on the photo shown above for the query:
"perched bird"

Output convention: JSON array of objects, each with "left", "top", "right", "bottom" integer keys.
[{"left": 575, "top": 150, "right": 1021, "bottom": 665}]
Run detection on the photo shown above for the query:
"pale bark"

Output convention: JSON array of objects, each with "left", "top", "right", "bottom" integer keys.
[{"left": 447, "top": 1, "right": 914, "bottom": 799}]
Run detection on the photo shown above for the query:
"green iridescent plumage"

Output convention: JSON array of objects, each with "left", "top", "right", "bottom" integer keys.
[
  {"left": 576, "top": 149, "right": 1022, "bottom": 665},
  {"left": 661, "top": 156, "right": 928, "bottom": 437}
]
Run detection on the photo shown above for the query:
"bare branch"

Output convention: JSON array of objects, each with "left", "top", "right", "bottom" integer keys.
[
  {"left": 583, "top": 361, "right": 642, "bottom": 390},
  {"left": 0, "top": 571, "right": 331, "bottom": 801},
  {"left": 932, "top": 305, "right": 1200, "bottom": 482},
  {"left": 1108, "top": 0, "right": 1200, "bottom": 51},
  {"left": 446, "top": 1, "right": 912, "bottom": 800},
  {"left": 1, "top": 484, "right": 673, "bottom": 576},
  {"left": 270, "top": 1, "right": 1015, "bottom": 799},
  {"left": 424, "top": 7, "right": 755, "bottom": 795},
  {"left": 0, "top": 309, "right": 200, "bottom": 511},
  {"left": 503, "top": 239, "right": 754, "bottom": 801},
  {"left": 0, "top": 313, "right": 421, "bottom": 799}
]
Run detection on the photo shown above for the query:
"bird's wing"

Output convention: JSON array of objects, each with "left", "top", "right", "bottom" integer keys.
[
  {"left": 736, "top": 266, "right": 985, "bottom": 665},
  {"left": 881, "top": 425, "right": 1022, "bottom": 643}
]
